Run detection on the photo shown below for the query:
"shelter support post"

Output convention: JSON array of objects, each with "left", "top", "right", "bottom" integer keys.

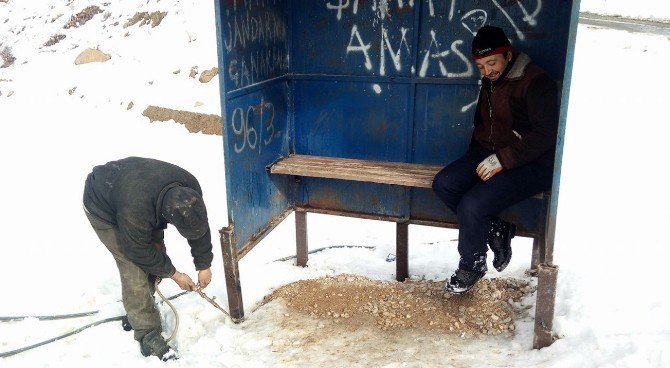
[
  {"left": 396, "top": 222, "right": 409, "bottom": 281},
  {"left": 531, "top": 192, "right": 551, "bottom": 270},
  {"left": 296, "top": 209, "right": 308, "bottom": 267},
  {"left": 220, "top": 227, "right": 244, "bottom": 323},
  {"left": 533, "top": 263, "right": 559, "bottom": 349}
]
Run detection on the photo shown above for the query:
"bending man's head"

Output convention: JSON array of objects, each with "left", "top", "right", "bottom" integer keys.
[{"left": 161, "top": 187, "right": 208, "bottom": 240}]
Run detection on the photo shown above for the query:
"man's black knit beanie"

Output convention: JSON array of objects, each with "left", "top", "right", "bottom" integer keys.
[{"left": 471, "top": 25, "right": 512, "bottom": 60}]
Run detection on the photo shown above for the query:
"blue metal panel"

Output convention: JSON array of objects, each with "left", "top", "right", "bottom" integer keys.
[
  {"left": 546, "top": 0, "right": 582, "bottom": 262},
  {"left": 218, "top": 0, "right": 289, "bottom": 93},
  {"left": 297, "top": 178, "right": 406, "bottom": 218},
  {"left": 412, "top": 84, "right": 479, "bottom": 166},
  {"left": 292, "top": 1, "right": 415, "bottom": 77},
  {"left": 418, "top": 0, "right": 568, "bottom": 80},
  {"left": 222, "top": 82, "right": 292, "bottom": 249},
  {"left": 293, "top": 80, "right": 410, "bottom": 161},
  {"left": 215, "top": 0, "right": 292, "bottom": 251},
  {"left": 293, "top": 79, "right": 411, "bottom": 217}
]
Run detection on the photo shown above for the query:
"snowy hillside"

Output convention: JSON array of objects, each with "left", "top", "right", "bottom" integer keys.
[{"left": 581, "top": 0, "right": 670, "bottom": 22}]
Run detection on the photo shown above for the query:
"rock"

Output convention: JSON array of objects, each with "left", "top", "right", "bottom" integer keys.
[
  {"left": 199, "top": 67, "right": 219, "bottom": 83},
  {"left": 124, "top": 11, "right": 167, "bottom": 28},
  {"left": 189, "top": 66, "right": 198, "bottom": 78},
  {"left": 127, "top": 101, "right": 134, "bottom": 110},
  {"left": 75, "top": 48, "right": 110, "bottom": 65}
]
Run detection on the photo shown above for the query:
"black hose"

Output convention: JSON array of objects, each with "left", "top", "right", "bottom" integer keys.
[
  {"left": 273, "top": 245, "right": 376, "bottom": 262},
  {"left": 0, "top": 316, "right": 123, "bottom": 358},
  {"left": 0, "top": 291, "right": 188, "bottom": 323},
  {"left": 0, "top": 291, "right": 189, "bottom": 358},
  {"left": 0, "top": 311, "right": 99, "bottom": 322}
]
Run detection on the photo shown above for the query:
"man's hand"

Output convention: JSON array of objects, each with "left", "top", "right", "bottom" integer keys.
[
  {"left": 197, "top": 268, "right": 212, "bottom": 289},
  {"left": 477, "top": 154, "right": 503, "bottom": 181},
  {"left": 170, "top": 271, "right": 196, "bottom": 291}
]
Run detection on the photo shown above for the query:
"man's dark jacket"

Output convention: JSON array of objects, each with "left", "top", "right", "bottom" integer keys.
[
  {"left": 83, "top": 157, "right": 213, "bottom": 278},
  {"left": 472, "top": 53, "right": 559, "bottom": 170}
]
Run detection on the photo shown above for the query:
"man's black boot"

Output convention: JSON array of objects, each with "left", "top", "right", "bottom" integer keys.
[
  {"left": 487, "top": 216, "right": 516, "bottom": 272},
  {"left": 140, "top": 330, "right": 178, "bottom": 361},
  {"left": 445, "top": 269, "right": 485, "bottom": 294}
]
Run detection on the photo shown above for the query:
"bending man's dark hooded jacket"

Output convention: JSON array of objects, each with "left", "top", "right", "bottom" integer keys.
[
  {"left": 83, "top": 157, "right": 214, "bottom": 278},
  {"left": 471, "top": 53, "right": 559, "bottom": 169}
]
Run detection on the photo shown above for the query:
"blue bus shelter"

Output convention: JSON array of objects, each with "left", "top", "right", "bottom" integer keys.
[{"left": 214, "top": 0, "right": 580, "bottom": 349}]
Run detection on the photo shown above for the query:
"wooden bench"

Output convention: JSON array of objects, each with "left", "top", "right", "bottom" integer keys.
[{"left": 270, "top": 154, "right": 550, "bottom": 280}]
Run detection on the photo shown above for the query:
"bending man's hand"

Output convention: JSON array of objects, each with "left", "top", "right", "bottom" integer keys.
[
  {"left": 476, "top": 154, "right": 503, "bottom": 181},
  {"left": 170, "top": 271, "right": 197, "bottom": 291},
  {"left": 197, "top": 268, "right": 212, "bottom": 289}
]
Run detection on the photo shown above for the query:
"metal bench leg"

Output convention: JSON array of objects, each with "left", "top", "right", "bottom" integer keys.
[
  {"left": 533, "top": 263, "right": 559, "bottom": 349},
  {"left": 531, "top": 234, "right": 546, "bottom": 271},
  {"left": 396, "top": 222, "right": 409, "bottom": 282},
  {"left": 296, "top": 210, "right": 308, "bottom": 267},
  {"left": 220, "top": 227, "right": 244, "bottom": 323}
]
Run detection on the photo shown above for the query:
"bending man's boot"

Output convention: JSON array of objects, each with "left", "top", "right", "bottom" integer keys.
[{"left": 140, "top": 330, "right": 178, "bottom": 362}]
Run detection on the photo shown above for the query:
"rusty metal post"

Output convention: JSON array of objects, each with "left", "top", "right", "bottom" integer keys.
[
  {"left": 396, "top": 222, "right": 409, "bottom": 281},
  {"left": 220, "top": 227, "right": 244, "bottom": 323},
  {"left": 533, "top": 263, "right": 559, "bottom": 349},
  {"left": 531, "top": 236, "right": 545, "bottom": 271},
  {"left": 295, "top": 210, "right": 308, "bottom": 267},
  {"left": 531, "top": 192, "right": 551, "bottom": 271}
]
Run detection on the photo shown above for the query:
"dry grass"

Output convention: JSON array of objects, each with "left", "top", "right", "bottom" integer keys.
[
  {"left": 63, "top": 6, "right": 102, "bottom": 29},
  {"left": 1, "top": 45, "right": 16, "bottom": 68},
  {"left": 43, "top": 34, "right": 66, "bottom": 47}
]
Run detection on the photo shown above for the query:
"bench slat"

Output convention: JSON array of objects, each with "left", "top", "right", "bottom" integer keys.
[
  {"left": 270, "top": 154, "right": 546, "bottom": 199},
  {"left": 271, "top": 155, "right": 442, "bottom": 188}
]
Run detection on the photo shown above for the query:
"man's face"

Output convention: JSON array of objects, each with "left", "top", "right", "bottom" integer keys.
[{"left": 475, "top": 52, "right": 512, "bottom": 81}]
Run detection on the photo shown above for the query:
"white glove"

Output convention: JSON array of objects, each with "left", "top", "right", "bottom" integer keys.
[{"left": 476, "top": 154, "right": 502, "bottom": 181}]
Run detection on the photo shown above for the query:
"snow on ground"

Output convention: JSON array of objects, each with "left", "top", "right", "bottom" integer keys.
[
  {"left": 0, "top": 1, "right": 669, "bottom": 367},
  {"left": 580, "top": 0, "right": 670, "bottom": 22}
]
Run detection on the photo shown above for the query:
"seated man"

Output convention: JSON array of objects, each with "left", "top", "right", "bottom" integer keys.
[
  {"left": 432, "top": 25, "right": 558, "bottom": 294},
  {"left": 83, "top": 157, "right": 214, "bottom": 361}
]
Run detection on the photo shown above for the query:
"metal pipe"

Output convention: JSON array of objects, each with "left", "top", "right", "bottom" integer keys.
[
  {"left": 220, "top": 227, "right": 245, "bottom": 323},
  {"left": 396, "top": 222, "right": 409, "bottom": 281},
  {"left": 533, "top": 263, "right": 559, "bottom": 349},
  {"left": 295, "top": 210, "right": 308, "bottom": 267}
]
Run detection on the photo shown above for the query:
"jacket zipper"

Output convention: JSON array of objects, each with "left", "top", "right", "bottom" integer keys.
[{"left": 488, "top": 82, "right": 495, "bottom": 151}]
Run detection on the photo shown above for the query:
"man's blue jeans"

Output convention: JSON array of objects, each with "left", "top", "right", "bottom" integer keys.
[{"left": 431, "top": 146, "right": 553, "bottom": 272}]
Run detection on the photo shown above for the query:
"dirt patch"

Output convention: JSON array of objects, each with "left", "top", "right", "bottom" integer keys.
[
  {"left": 265, "top": 274, "right": 533, "bottom": 337},
  {"left": 64, "top": 6, "right": 102, "bottom": 29},
  {"left": 124, "top": 11, "right": 167, "bottom": 28},
  {"left": 142, "top": 105, "right": 221, "bottom": 136}
]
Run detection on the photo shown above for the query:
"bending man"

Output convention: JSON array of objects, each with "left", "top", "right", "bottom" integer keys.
[{"left": 83, "top": 157, "right": 214, "bottom": 361}]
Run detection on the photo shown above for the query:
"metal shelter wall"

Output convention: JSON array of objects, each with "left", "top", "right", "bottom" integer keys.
[
  {"left": 214, "top": 0, "right": 292, "bottom": 251},
  {"left": 215, "top": 0, "right": 577, "bottom": 251},
  {"left": 290, "top": 0, "right": 573, "bottom": 232}
]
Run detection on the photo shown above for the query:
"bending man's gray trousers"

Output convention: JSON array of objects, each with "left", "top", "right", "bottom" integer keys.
[{"left": 84, "top": 208, "right": 162, "bottom": 341}]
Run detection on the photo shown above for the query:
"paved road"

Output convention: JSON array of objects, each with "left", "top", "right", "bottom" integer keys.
[{"left": 579, "top": 12, "right": 670, "bottom": 37}]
